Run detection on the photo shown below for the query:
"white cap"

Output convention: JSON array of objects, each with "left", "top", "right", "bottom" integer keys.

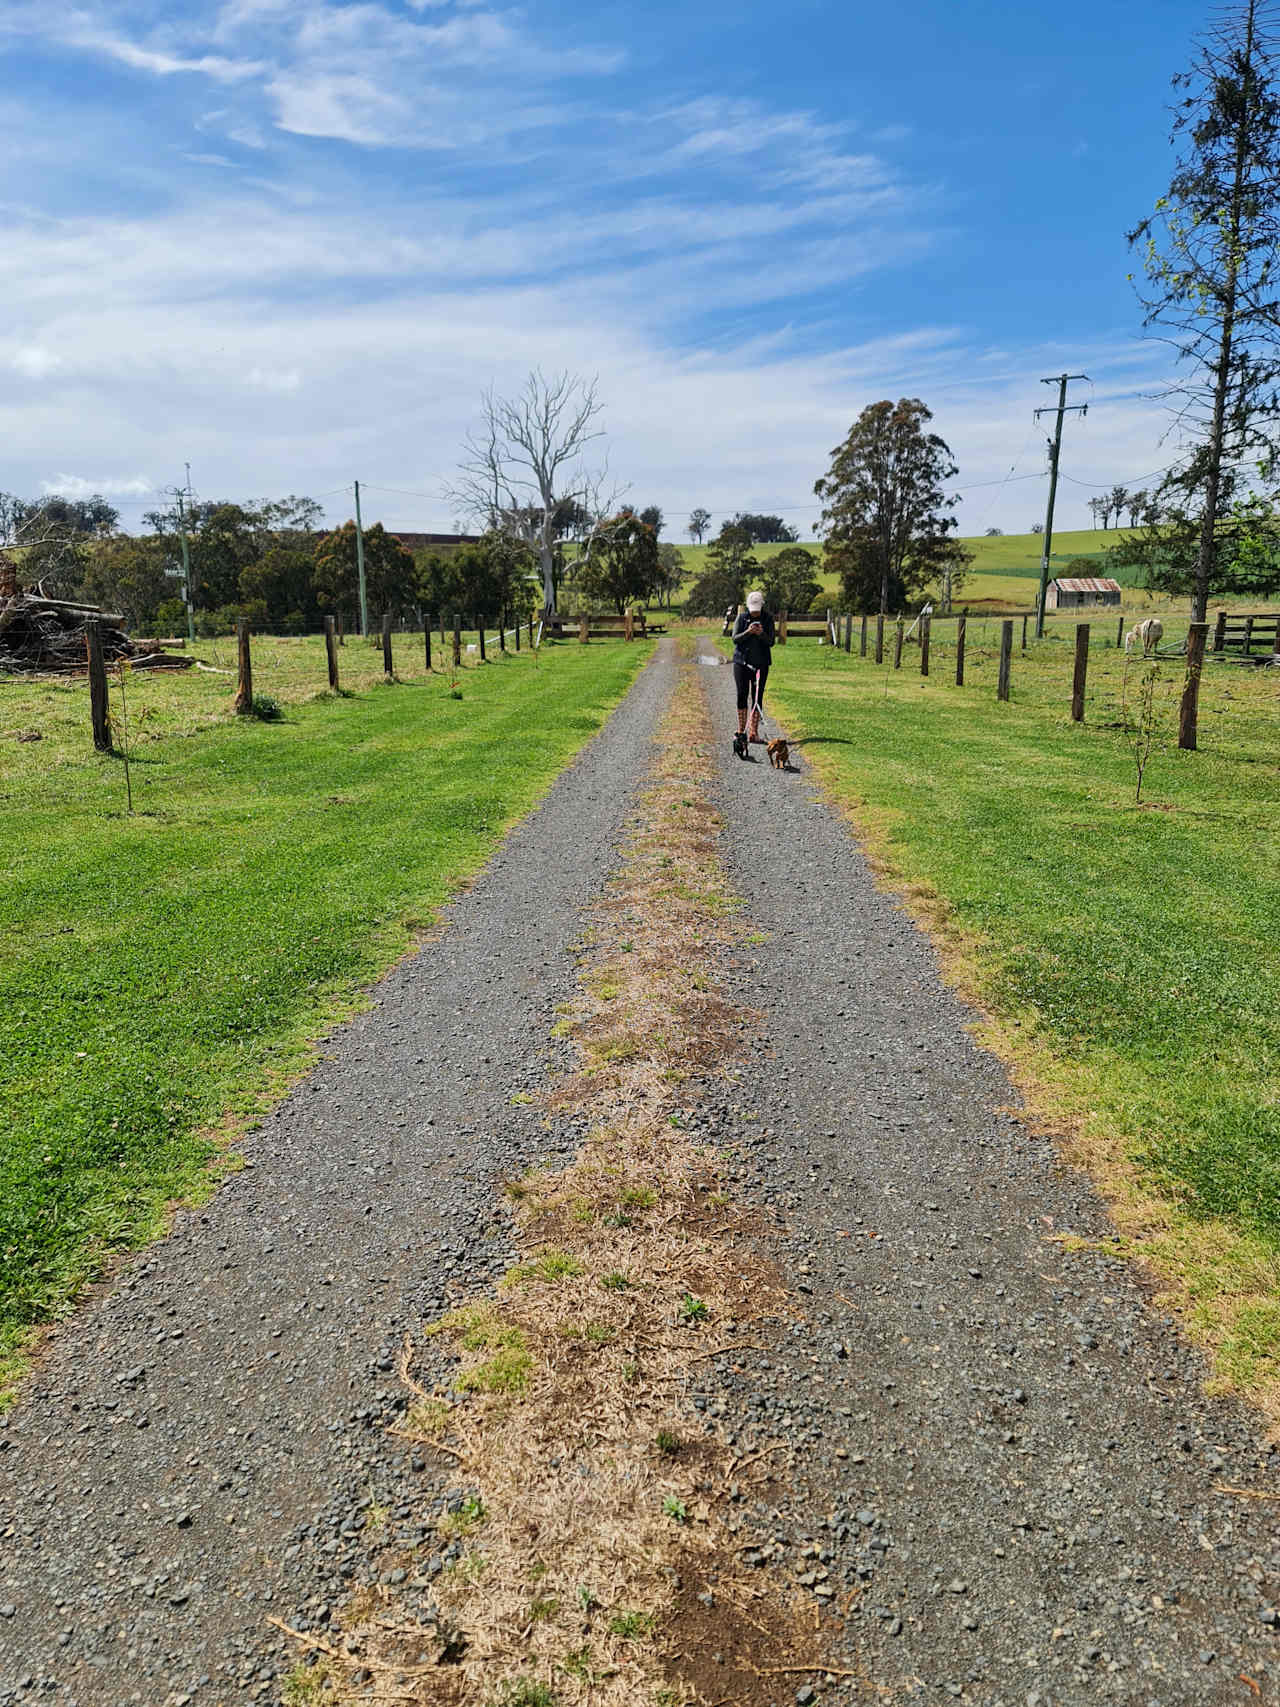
[{"left": 746, "top": 589, "right": 764, "bottom": 611}]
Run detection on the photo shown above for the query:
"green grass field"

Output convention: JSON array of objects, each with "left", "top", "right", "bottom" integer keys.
[
  {"left": 667, "top": 528, "right": 1162, "bottom": 612},
  {"left": 0, "top": 633, "right": 650, "bottom": 1395},
  {"left": 763, "top": 627, "right": 1280, "bottom": 1396}
]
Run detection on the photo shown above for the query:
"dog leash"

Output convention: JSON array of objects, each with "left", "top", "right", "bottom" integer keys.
[{"left": 750, "top": 664, "right": 768, "bottom": 738}]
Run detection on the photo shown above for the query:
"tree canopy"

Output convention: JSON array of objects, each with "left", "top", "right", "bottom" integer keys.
[
  {"left": 576, "top": 512, "right": 660, "bottom": 613},
  {"left": 730, "top": 511, "right": 798, "bottom": 544},
  {"left": 684, "top": 523, "right": 758, "bottom": 615},
  {"left": 815, "top": 398, "right": 961, "bottom": 614},
  {"left": 313, "top": 521, "right": 416, "bottom": 624},
  {"left": 759, "top": 545, "right": 821, "bottom": 615},
  {"left": 686, "top": 507, "right": 711, "bottom": 544},
  {"left": 1128, "top": 0, "right": 1280, "bottom": 618}
]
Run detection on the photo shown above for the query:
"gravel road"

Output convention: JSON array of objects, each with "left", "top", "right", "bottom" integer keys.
[
  {"left": 3, "top": 637, "right": 1277, "bottom": 1707},
  {"left": 693, "top": 640, "right": 1280, "bottom": 1703},
  {"left": 0, "top": 644, "right": 679, "bottom": 1707}
]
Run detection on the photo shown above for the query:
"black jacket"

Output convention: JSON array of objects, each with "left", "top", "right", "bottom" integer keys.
[{"left": 732, "top": 607, "right": 775, "bottom": 671}]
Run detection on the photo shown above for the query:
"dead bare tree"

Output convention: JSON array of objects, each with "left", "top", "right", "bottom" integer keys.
[{"left": 448, "top": 370, "right": 622, "bottom": 614}]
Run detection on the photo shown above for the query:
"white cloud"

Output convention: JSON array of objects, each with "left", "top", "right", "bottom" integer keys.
[
  {"left": 10, "top": 345, "right": 61, "bottom": 378},
  {"left": 41, "top": 473, "right": 154, "bottom": 498},
  {"left": 246, "top": 365, "right": 301, "bottom": 392},
  {"left": 64, "top": 27, "right": 265, "bottom": 82},
  {"left": 0, "top": 5, "right": 1180, "bottom": 540}
]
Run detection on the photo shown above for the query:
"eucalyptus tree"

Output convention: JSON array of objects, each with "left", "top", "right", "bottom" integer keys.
[
  {"left": 449, "top": 370, "right": 620, "bottom": 616},
  {"left": 814, "top": 398, "right": 961, "bottom": 615}
]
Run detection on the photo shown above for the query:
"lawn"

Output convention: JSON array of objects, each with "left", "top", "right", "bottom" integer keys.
[
  {"left": 666, "top": 529, "right": 1156, "bottom": 612},
  {"left": 763, "top": 626, "right": 1280, "bottom": 1398},
  {"left": 0, "top": 632, "right": 651, "bottom": 1395}
]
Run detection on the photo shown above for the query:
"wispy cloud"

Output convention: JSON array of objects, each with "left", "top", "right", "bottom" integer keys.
[{"left": 62, "top": 24, "right": 265, "bottom": 82}]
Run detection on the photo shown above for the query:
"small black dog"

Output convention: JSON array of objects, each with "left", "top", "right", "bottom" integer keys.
[{"left": 732, "top": 730, "right": 749, "bottom": 759}]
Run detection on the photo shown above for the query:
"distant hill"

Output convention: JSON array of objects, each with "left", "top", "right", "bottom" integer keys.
[
  {"left": 958, "top": 527, "right": 1143, "bottom": 585},
  {"left": 667, "top": 528, "right": 1146, "bottom": 593}
]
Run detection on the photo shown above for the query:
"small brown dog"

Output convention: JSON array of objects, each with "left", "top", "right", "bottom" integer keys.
[{"left": 767, "top": 737, "right": 790, "bottom": 769}]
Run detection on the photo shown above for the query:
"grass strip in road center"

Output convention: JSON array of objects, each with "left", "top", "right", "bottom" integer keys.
[
  {"left": 0, "top": 640, "right": 651, "bottom": 1402},
  {"left": 276, "top": 656, "right": 855, "bottom": 1706},
  {"left": 764, "top": 637, "right": 1280, "bottom": 1413}
]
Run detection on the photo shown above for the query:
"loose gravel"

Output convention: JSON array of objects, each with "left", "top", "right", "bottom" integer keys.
[
  {"left": 3, "top": 637, "right": 1278, "bottom": 1707},
  {"left": 693, "top": 639, "right": 1280, "bottom": 1704},
  {"left": 0, "top": 644, "right": 679, "bottom": 1707}
]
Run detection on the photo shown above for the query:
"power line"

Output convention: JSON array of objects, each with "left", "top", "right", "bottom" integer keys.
[{"left": 1059, "top": 464, "right": 1177, "bottom": 491}]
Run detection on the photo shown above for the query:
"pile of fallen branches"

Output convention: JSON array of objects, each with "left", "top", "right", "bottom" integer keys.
[{"left": 0, "top": 590, "right": 191, "bottom": 675}]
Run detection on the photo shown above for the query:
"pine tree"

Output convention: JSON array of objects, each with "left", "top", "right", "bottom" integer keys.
[{"left": 1129, "top": 0, "right": 1280, "bottom": 619}]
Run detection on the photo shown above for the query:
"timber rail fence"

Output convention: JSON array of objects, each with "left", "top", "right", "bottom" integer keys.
[
  {"left": 67, "top": 607, "right": 653, "bottom": 757},
  {"left": 761, "top": 603, "right": 1279, "bottom": 755}
]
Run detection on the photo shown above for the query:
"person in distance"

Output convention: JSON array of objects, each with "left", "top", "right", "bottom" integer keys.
[{"left": 731, "top": 589, "right": 775, "bottom": 759}]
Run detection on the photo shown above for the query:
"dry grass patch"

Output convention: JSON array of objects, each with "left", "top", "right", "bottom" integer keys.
[{"left": 277, "top": 654, "right": 853, "bottom": 1704}]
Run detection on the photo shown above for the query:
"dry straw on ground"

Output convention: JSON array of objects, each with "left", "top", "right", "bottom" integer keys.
[{"left": 278, "top": 654, "right": 852, "bottom": 1707}]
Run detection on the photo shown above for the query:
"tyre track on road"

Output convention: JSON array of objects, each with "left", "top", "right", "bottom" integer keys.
[
  {"left": 694, "top": 638, "right": 1279, "bottom": 1704},
  {"left": 0, "top": 645, "right": 679, "bottom": 1707}
]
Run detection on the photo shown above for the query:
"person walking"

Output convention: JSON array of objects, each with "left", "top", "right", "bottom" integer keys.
[{"left": 731, "top": 588, "right": 775, "bottom": 758}]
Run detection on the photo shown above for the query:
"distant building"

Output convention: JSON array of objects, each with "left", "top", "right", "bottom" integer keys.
[
  {"left": 389, "top": 531, "right": 481, "bottom": 553},
  {"left": 1045, "top": 576, "right": 1122, "bottom": 610}
]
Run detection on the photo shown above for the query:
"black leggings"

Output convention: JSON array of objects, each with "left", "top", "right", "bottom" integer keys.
[{"left": 734, "top": 659, "right": 768, "bottom": 712}]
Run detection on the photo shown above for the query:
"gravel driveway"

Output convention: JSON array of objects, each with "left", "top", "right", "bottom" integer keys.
[
  {"left": 0, "top": 644, "right": 679, "bottom": 1707},
  {"left": 694, "top": 639, "right": 1279, "bottom": 1703},
  {"left": 3, "top": 637, "right": 1277, "bottom": 1707}
]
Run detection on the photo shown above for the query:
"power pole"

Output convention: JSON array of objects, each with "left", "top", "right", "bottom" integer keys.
[
  {"left": 1034, "top": 373, "right": 1089, "bottom": 637},
  {"left": 353, "top": 479, "right": 369, "bottom": 638},
  {"left": 175, "top": 492, "right": 194, "bottom": 645},
  {"left": 164, "top": 472, "right": 196, "bottom": 645}
]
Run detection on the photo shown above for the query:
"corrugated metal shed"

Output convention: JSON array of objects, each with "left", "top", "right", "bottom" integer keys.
[
  {"left": 1045, "top": 575, "right": 1123, "bottom": 609},
  {"left": 1052, "top": 576, "right": 1121, "bottom": 594}
]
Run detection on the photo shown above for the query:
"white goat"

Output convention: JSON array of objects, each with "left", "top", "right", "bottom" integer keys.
[{"left": 1124, "top": 616, "right": 1163, "bottom": 656}]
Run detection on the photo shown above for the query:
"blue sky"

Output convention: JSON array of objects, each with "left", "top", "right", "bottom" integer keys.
[{"left": 0, "top": 0, "right": 1217, "bottom": 538}]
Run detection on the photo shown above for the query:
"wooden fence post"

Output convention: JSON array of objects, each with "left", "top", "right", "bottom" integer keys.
[
  {"left": 1021, "top": 613, "right": 1028, "bottom": 652},
  {"left": 997, "top": 619, "right": 1013, "bottom": 701},
  {"left": 844, "top": 612, "right": 852, "bottom": 653},
  {"left": 85, "top": 619, "right": 113, "bottom": 751},
  {"left": 1242, "top": 614, "right": 1254, "bottom": 656},
  {"left": 1213, "top": 609, "right": 1227, "bottom": 652},
  {"left": 920, "top": 612, "right": 931, "bottom": 676},
  {"left": 499, "top": 608, "right": 507, "bottom": 652},
  {"left": 1178, "top": 621, "right": 1209, "bottom": 751},
  {"left": 381, "top": 610, "right": 393, "bottom": 678},
  {"left": 778, "top": 609, "right": 788, "bottom": 644},
  {"left": 893, "top": 617, "right": 904, "bottom": 670},
  {"left": 1117, "top": 613, "right": 1127, "bottom": 649},
  {"left": 860, "top": 613, "right": 868, "bottom": 657},
  {"left": 452, "top": 612, "right": 462, "bottom": 669},
  {"left": 623, "top": 607, "right": 634, "bottom": 641},
  {"left": 579, "top": 613, "right": 589, "bottom": 642},
  {"left": 1071, "top": 622, "right": 1090, "bottom": 722},
  {"left": 528, "top": 615, "right": 534, "bottom": 648},
  {"left": 424, "top": 616, "right": 432, "bottom": 672},
  {"left": 324, "top": 615, "right": 339, "bottom": 689},
  {"left": 234, "top": 619, "right": 253, "bottom": 714},
  {"left": 478, "top": 615, "right": 486, "bottom": 662},
  {"left": 955, "top": 613, "right": 966, "bottom": 686},
  {"left": 514, "top": 614, "right": 521, "bottom": 651},
  {"left": 440, "top": 611, "right": 447, "bottom": 656}
]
